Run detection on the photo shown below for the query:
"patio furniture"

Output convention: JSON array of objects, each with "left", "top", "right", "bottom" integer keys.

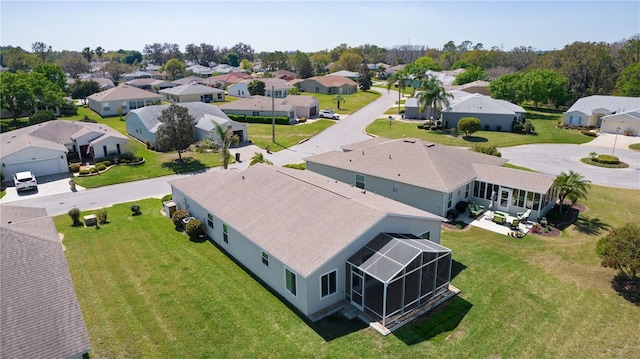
[
  {"left": 493, "top": 213, "right": 506, "bottom": 224},
  {"left": 494, "top": 210, "right": 509, "bottom": 218},
  {"left": 468, "top": 202, "right": 485, "bottom": 218},
  {"left": 510, "top": 218, "right": 520, "bottom": 229},
  {"left": 517, "top": 208, "right": 532, "bottom": 222}
]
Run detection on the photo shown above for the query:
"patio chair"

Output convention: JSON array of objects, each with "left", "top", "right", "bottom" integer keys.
[
  {"left": 510, "top": 218, "right": 520, "bottom": 229},
  {"left": 468, "top": 202, "right": 484, "bottom": 218},
  {"left": 517, "top": 208, "right": 531, "bottom": 222},
  {"left": 493, "top": 214, "right": 506, "bottom": 224}
]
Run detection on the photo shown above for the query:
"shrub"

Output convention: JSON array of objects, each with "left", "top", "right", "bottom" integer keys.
[
  {"left": 161, "top": 194, "right": 173, "bottom": 203},
  {"left": 96, "top": 208, "right": 108, "bottom": 224},
  {"left": 470, "top": 144, "right": 502, "bottom": 157},
  {"left": 89, "top": 167, "right": 98, "bottom": 173},
  {"left": 512, "top": 122, "right": 524, "bottom": 133},
  {"left": 28, "top": 110, "right": 56, "bottom": 125},
  {"left": 130, "top": 204, "right": 141, "bottom": 215},
  {"left": 69, "top": 163, "right": 81, "bottom": 173},
  {"left": 523, "top": 121, "right": 535, "bottom": 134},
  {"left": 103, "top": 160, "right": 112, "bottom": 167},
  {"left": 185, "top": 219, "right": 204, "bottom": 237},
  {"left": 68, "top": 207, "right": 81, "bottom": 225},
  {"left": 145, "top": 140, "right": 151, "bottom": 149},
  {"left": 67, "top": 151, "right": 80, "bottom": 161},
  {"left": 226, "top": 113, "right": 291, "bottom": 125},
  {"left": 430, "top": 126, "right": 439, "bottom": 131},
  {"left": 298, "top": 117, "right": 307, "bottom": 123},
  {"left": 80, "top": 115, "right": 97, "bottom": 123},
  {"left": 172, "top": 209, "right": 189, "bottom": 227},
  {"left": 79, "top": 169, "right": 90, "bottom": 175},
  {"left": 283, "top": 163, "right": 306, "bottom": 170},
  {"left": 96, "top": 163, "right": 107, "bottom": 171},
  {"left": 458, "top": 117, "right": 482, "bottom": 137},
  {"left": 581, "top": 130, "right": 597, "bottom": 137},
  {"left": 596, "top": 154, "right": 619, "bottom": 164}
]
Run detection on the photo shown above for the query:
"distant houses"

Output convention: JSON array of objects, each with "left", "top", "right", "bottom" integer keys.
[
  {"left": 87, "top": 85, "right": 162, "bottom": 117},
  {"left": 563, "top": 95, "right": 640, "bottom": 130}
]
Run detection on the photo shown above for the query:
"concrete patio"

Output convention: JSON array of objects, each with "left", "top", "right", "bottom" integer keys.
[{"left": 457, "top": 210, "right": 535, "bottom": 236}]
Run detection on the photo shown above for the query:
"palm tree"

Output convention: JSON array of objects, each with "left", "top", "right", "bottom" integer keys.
[
  {"left": 386, "top": 69, "right": 409, "bottom": 114},
  {"left": 95, "top": 46, "right": 105, "bottom": 76},
  {"left": 416, "top": 75, "right": 453, "bottom": 121},
  {"left": 249, "top": 152, "right": 273, "bottom": 166},
  {"left": 82, "top": 47, "right": 94, "bottom": 77},
  {"left": 553, "top": 170, "right": 591, "bottom": 213},
  {"left": 215, "top": 124, "right": 239, "bottom": 169},
  {"left": 332, "top": 94, "right": 346, "bottom": 110}
]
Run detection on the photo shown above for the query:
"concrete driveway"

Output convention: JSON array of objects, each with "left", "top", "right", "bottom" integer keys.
[
  {"left": 1, "top": 173, "right": 86, "bottom": 204},
  {"left": 500, "top": 134, "right": 640, "bottom": 189}
]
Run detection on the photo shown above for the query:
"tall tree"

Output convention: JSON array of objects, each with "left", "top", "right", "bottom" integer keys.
[
  {"left": 330, "top": 50, "right": 363, "bottom": 72},
  {"left": 332, "top": 94, "right": 346, "bottom": 110},
  {"left": 596, "top": 223, "right": 640, "bottom": 284},
  {"left": 58, "top": 52, "right": 90, "bottom": 78},
  {"left": 614, "top": 62, "right": 640, "bottom": 97},
  {"left": 356, "top": 64, "right": 372, "bottom": 91},
  {"left": 552, "top": 170, "right": 590, "bottom": 213},
  {"left": 262, "top": 51, "right": 289, "bottom": 71},
  {"left": 95, "top": 46, "right": 105, "bottom": 76},
  {"left": 248, "top": 80, "right": 266, "bottom": 96},
  {"left": 223, "top": 52, "right": 240, "bottom": 67},
  {"left": 488, "top": 72, "right": 525, "bottom": 104},
  {"left": 69, "top": 79, "right": 101, "bottom": 104},
  {"left": 4, "top": 47, "right": 38, "bottom": 72},
  {"left": 82, "top": 47, "right": 94, "bottom": 77},
  {"left": 292, "top": 51, "right": 313, "bottom": 79},
  {"left": 155, "top": 104, "right": 195, "bottom": 161},
  {"left": 215, "top": 123, "right": 239, "bottom": 169},
  {"left": 162, "top": 58, "right": 186, "bottom": 80},
  {"left": 30, "top": 72, "right": 66, "bottom": 111},
  {"left": 386, "top": 69, "right": 410, "bottom": 114},
  {"left": 522, "top": 69, "right": 568, "bottom": 108},
  {"left": 231, "top": 42, "right": 255, "bottom": 61},
  {"left": 32, "top": 41, "right": 52, "bottom": 62},
  {"left": 185, "top": 43, "right": 202, "bottom": 65},
  {"left": 104, "top": 62, "right": 135, "bottom": 83},
  {"left": 0, "top": 71, "right": 34, "bottom": 123},
  {"left": 453, "top": 66, "right": 489, "bottom": 85},
  {"left": 416, "top": 75, "right": 453, "bottom": 120},
  {"left": 33, "top": 63, "right": 67, "bottom": 93},
  {"left": 250, "top": 152, "right": 273, "bottom": 166}
]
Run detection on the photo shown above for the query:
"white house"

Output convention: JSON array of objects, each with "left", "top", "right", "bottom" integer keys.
[
  {"left": 87, "top": 85, "right": 162, "bottom": 117},
  {"left": 563, "top": 95, "right": 640, "bottom": 127},
  {"left": 440, "top": 93, "right": 526, "bottom": 131},
  {"left": 227, "top": 78, "right": 292, "bottom": 98},
  {"left": 159, "top": 83, "right": 225, "bottom": 103},
  {"left": 169, "top": 164, "right": 458, "bottom": 333},
  {"left": 0, "top": 120, "right": 129, "bottom": 179},
  {"left": 600, "top": 108, "right": 640, "bottom": 136}
]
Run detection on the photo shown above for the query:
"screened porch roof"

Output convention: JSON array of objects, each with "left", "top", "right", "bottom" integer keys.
[{"left": 347, "top": 233, "right": 451, "bottom": 283}]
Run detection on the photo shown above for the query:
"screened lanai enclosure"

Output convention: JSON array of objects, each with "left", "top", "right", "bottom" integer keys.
[{"left": 346, "top": 233, "right": 453, "bottom": 328}]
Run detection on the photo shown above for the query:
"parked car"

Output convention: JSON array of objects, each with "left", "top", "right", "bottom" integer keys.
[
  {"left": 318, "top": 110, "right": 339, "bottom": 120},
  {"left": 13, "top": 171, "right": 38, "bottom": 192}
]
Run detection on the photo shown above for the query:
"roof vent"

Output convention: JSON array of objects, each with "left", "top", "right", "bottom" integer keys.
[
  {"left": 362, "top": 150, "right": 365, "bottom": 155},
  {"left": 389, "top": 154, "right": 392, "bottom": 159}
]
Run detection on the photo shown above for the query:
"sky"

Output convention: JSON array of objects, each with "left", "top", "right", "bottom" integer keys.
[{"left": 1, "top": 1, "right": 639, "bottom": 54}]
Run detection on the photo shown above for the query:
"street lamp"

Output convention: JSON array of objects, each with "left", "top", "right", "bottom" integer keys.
[{"left": 612, "top": 127, "right": 620, "bottom": 155}]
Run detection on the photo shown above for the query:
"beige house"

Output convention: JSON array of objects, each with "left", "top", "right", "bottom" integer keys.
[
  {"left": 295, "top": 76, "right": 357, "bottom": 95},
  {"left": 159, "top": 83, "right": 225, "bottom": 103},
  {"left": 563, "top": 95, "right": 640, "bottom": 127},
  {"left": 87, "top": 85, "right": 162, "bottom": 117},
  {"left": 305, "top": 138, "right": 557, "bottom": 221},
  {"left": 219, "top": 95, "right": 318, "bottom": 123}
]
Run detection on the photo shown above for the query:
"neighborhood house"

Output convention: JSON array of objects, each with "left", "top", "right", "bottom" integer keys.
[
  {"left": 293, "top": 76, "right": 358, "bottom": 95},
  {"left": 159, "top": 83, "right": 225, "bottom": 103},
  {"left": 305, "top": 138, "right": 557, "bottom": 222},
  {"left": 87, "top": 85, "right": 162, "bottom": 117},
  {"left": 169, "top": 164, "right": 458, "bottom": 333},
  {"left": 563, "top": 95, "right": 640, "bottom": 130},
  {"left": 219, "top": 95, "right": 320, "bottom": 123}
]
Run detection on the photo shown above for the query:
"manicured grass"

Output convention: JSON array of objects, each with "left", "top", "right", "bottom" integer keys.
[
  {"left": 57, "top": 185, "right": 640, "bottom": 358},
  {"left": 367, "top": 106, "right": 593, "bottom": 147},
  {"left": 0, "top": 188, "right": 5, "bottom": 199},
  {"left": 246, "top": 120, "right": 334, "bottom": 152},
  {"left": 302, "top": 91, "right": 380, "bottom": 115},
  {"left": 580, "top": 158, "right": 629, "bottom": 168},
  {"left": 212, "top": 95, "right": 241, "bottom": 105},
  {"left": 629, "top": 143, "right": 640, "bottom": 151},
  {"left": 384, "top": 106, "right": 405, "bottom": 115}
]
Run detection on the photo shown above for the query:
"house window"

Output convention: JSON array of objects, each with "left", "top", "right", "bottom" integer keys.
[
  {"left": 223, "top": 223, "right": 228, "bottom": 243},
  {"left": 479, "top": 182, "right": 486, "bottom": 199},
  {"left": 207, "top": 213, "right": 214, "bottom": 228},
  {"left": 393, "top": 182, "right": 398, "bottom": 192},
  {"left": 315, "top": 87, "right": 320, "bottom": 93},
  {"left": 355, "top": 174, "right": 365, "bottom": 189},
  {"left": 473, "top": 181, "right": 479, "bottom": 197},
  {"left": 285, "top": 268, "right": 297, "bottom": 296},
  {"left": 533, "top": 193, "right": 541, "bottom": 211},
  {"left": 262, "top": 251, "right": 269, "bottom": 266},
  {"left": 328, "top": 88, "right": 332, "bottom": 93},
  {"left": 321, "top": 270, "right": 337, "bottom": 298},
  {"left": 252, "top": 111, "right": 259, "bottom": 116},
  {"left": 420, "top": 231, "right": 430, "bottom": 240},
  {"left": 465, "top": 183, "right": 470, "bottom": 198},
  {"left": 447, "top": 192, "right": 453, "bottom": 209},
  {"left": 217, "top": 93, "right": 223, "bottom": 100},
  {"left": 103, "top": 106, "right": 110, "bottom": 111}
]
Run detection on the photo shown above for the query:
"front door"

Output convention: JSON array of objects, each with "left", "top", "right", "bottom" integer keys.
[
  {"left": 350, "top": 269, "right": 364, "bottom": 310},
  {"left": 497, "top": 188, "right": 511, "bottom": 212}
]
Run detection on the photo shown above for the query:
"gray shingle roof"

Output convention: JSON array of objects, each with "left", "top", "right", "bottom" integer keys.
[
  {"left": 159, "top": 83, "right": 223, "bottom": 96},
  {"left": 169, "top": 165, "right": 441, "bottom": 277},
  {"left": 471, "top": 163, "right": 554, "bottom": 193},
  {"left": 564, "top": 95, "right": 640, "bottom": 115},
  {"left": 306, "top": 138, "right": 510, "bottom": 192},
  {"left": 0, "top": 205, "right": 91, "bottom": 359},
  {"left": 87, "top": 85, "right": 162, "bottom": 102},
  {"left": 127, "top": 103, "right": 229, "bottom": 133},
  {"left": 443, "top": 93, "right": 520, "bottom": 115},
  {"left": 219, "top": 95, "right": 294, "bottom": 112}
]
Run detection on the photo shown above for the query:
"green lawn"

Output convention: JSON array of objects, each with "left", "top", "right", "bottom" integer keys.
[
  {"left": 367, "top": 107, "right": 593, "bottom": 147},
  {"left": 57, "top": 185, "right": 640, "bottom": 358},
  {"left": 302, "top": 91, "right": 380, "bottom": 115},
  {"left": 629, "top": 143, "right": 640, "bottom": 151},
  {"left": 246, "top": 120, "right": 334, "bottom": 152}
]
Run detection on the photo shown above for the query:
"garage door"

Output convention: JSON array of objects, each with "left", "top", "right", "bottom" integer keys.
[
  {"left": 4, "top": 158, "right": 64, "bottom": 180},
  {"left": 310, "top": 106, "right": 317, "bottom": 117}
]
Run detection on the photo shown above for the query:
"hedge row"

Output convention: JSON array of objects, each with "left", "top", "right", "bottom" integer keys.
[{"left": 226, "top": 113, "right": 291, "bottom": 125}]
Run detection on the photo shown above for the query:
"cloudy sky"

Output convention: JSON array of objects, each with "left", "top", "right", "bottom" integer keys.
[{"left": 1, "top": 0, "right": 638, "bottom": 53}]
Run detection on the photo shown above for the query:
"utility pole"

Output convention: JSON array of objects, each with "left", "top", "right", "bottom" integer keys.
[{"left": 271, "top": 85, "right": 275, "bottom": 143}]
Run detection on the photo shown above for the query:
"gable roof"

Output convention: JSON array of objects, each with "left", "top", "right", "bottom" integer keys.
[
  {"left": 306, "top": 138, "right": 510, "bottom": 192},
  {"left": 0, "top": 205, "right": 90, "bottom": 358},
  {"left": 170, "top": 165, "right": 441, "bottom": 278},
  {"left": 443, "top": 93, "right": 523, "bottom": 115},
  {"left": 281, "top": 95, "right": 319, "bottom": 107},
  {"left": 172, "top": 76, "right": 208, "bottom": 85},
  {"left": 601, "top": 108, "right": 640, "bottom": 123},
  {"left": 194, "top": 114, "right": 239, "bottom": 132},
  {"left": 304, "top": 76, "right": 357, "bottom": 87},
  {"left": 219, "top": 95, "right": 294, "bottom": 112},
  {"left": 159, "top": 83, "right": 224, "bottom": 96},
  {"left": 126, "top": 102, "right": 229, "bottom": 133},
  {"left": 1, "top": 120, "right": 126, "bottom": 157},
  {"left": 326, "top": 70, "right": 359, "bottom": 78},
  {"left": 67, "top": 77, "right": 115, "bottom": 89},
  {"left": 87, "top": 85, "right": 162, "bottom": 102},
  {"left": 564, "top": 95, "right": 640, "bottom": 116},
  {"left": 126, "top": 78, "right": 172, "bottom": 87},
  {"left": 207, "top": 72, "right": 252, "bottom": 85}
]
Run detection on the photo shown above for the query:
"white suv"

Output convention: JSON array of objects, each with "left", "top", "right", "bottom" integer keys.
[
  {"left": 318, "top": 110, "right": 339, "bottom": 120},
  {"left": 13, "top": 171, "right": 38, "bottom": 192}
]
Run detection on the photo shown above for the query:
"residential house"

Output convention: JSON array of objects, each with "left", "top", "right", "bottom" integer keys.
[
  {"left": 219, "top": 95, "right": 296, "bottom": 123},
  {"left": 211, "top": 64, "right": 240, "bottom": 74},
  {"left": 159, "top": 83, "right": 225, "bottom": 103},
  {"left": 305, "top": 138, "right": 557, "bottom": 221},
  {"left": 283, "top": 95, "right": 320, "bottom": 118},
  {"left": 326, "top": 70, "right": 359, "bottom": 80},
  {"left": 440, "top": 93, "right": 526, "bottom": 131},
  {"left": 273, "top": 69, "right": 298, "bottom": 81},
  {"left": 295, "top": 76, "right": 357, "bottom": 95},
  {"left": 444, "top": 80, "right": 491, "bottom": 96},
  {"left": 0, "top": 205, "right": 91, "bottom": 358},
  {"left": 172, "top": 76, "right": 209, "bottom": 86},
  {"left": 405, "top": 90, "right": 472, "bottom": 120},
  {"left": 204, "top": 72, "right": 252, "bottom": 89},
  {"left": 187, "top": 64, "right": 215, "bottom": 77},
  {"left": 125, "top": 102, "right": 246, "bottom": 146},
  {"left": 227, "top": 78, "right": 292, "bottom": 98},
  {"left": 125, "top": 78, "right": 175, "bottom": 91},
  {"left": 67, "top": 77, "right": 115, "bottom": 91},
  {"left": 120, "top": 70, "right": 154, "bottom": 81},
  {"left": 87, "top": 85, "right": 162, "bottom": 117},
  {"left": 1, "top": 120, "right": 128, "bottom": 179},
  {"left": 169, "top": 164, "right": 457, "bottom": 333},
  {"left": 563, "top": 95, "right": 640, "bottom": 127},
  {"left": 600, "top": 108, "right": 640, "bottom": 136}
]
